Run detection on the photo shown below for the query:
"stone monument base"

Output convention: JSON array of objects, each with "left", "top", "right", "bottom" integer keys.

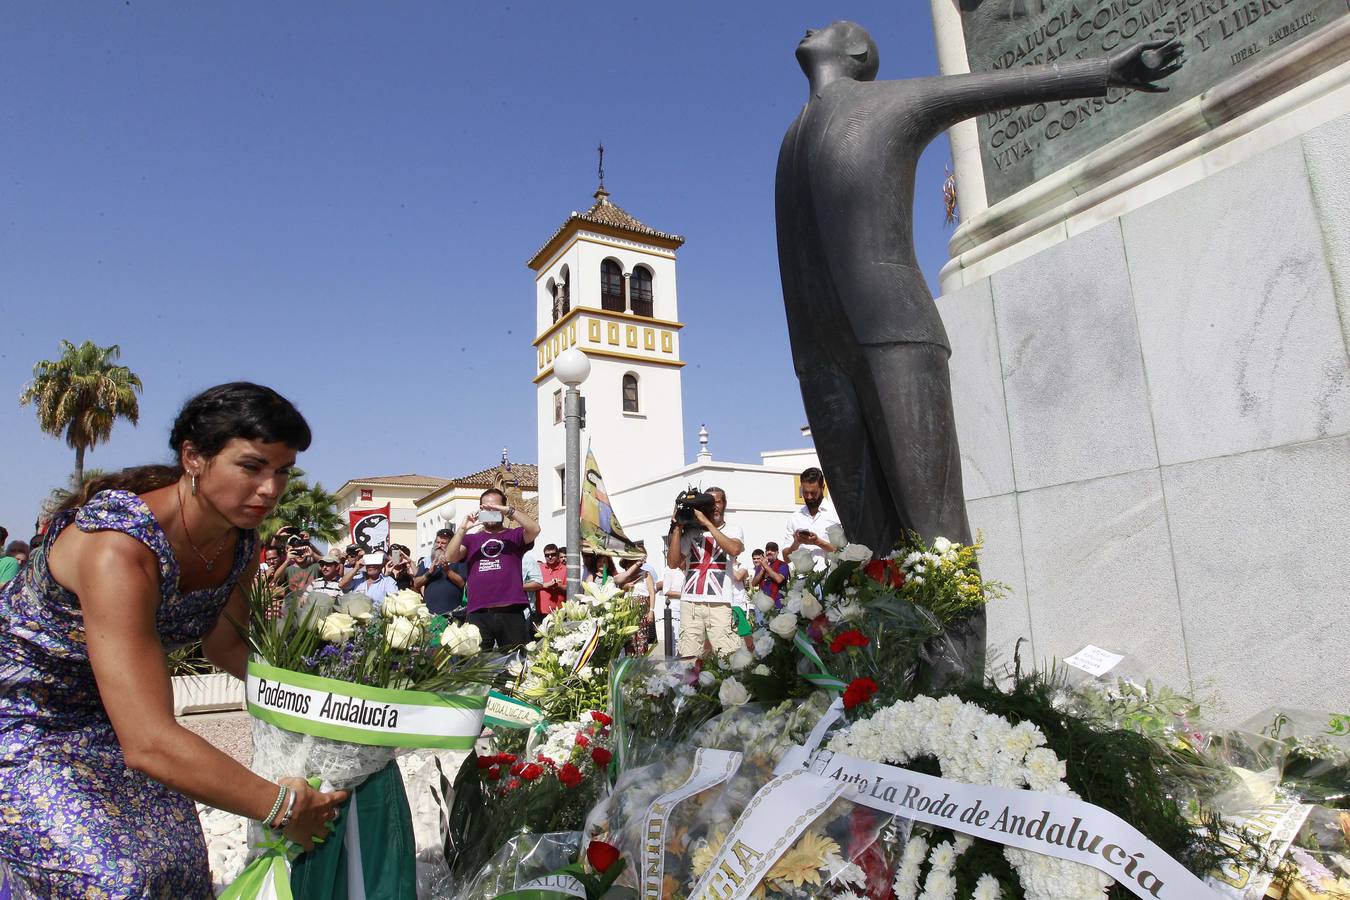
[{"left": 939, "top": 109, "right": 1350, "bottom": 722}]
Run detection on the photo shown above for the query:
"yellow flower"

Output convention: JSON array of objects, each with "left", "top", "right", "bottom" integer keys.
[
  {"left": 767, "top": 830, "right": 839, "bottom": 887},
  {"left": 691, "top": 829, "right": 726, "bottom": 877}
]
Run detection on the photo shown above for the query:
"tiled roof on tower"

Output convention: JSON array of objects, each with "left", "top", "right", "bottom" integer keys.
[{"left": 527, "top": 188, "right": 685, "bottom": 270}]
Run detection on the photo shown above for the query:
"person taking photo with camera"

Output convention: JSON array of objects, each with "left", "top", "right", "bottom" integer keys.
[
  {"left": 444, "top": 488, "right": 540, "bottom": 650},
  {"left": 666, "top": 486, "right": 744, "bottom": 657}
]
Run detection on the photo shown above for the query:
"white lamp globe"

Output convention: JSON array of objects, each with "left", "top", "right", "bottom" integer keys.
[{"left": 554, "top": 348, "right": 591, "bottom": 387}]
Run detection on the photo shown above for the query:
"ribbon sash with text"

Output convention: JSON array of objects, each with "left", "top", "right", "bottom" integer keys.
[
  {"left": 245, "top": 661, "right": 486, "bottom": 750},
  {"left": 776, "top": 748, "right": 1227, "bottom": 900}
]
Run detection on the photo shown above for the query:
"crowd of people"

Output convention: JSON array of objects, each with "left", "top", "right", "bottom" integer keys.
[{"left": 254, "top": 467, "right": 838, "bottom": 663}]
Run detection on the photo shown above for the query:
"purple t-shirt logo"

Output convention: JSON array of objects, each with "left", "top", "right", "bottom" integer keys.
[{"left": 462, "top": 527, "right": 528, "bottom": 612}]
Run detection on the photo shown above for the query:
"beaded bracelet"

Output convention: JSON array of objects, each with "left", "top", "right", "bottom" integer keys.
[
  {"left": 262, "top": 783, "right": 287, "bottom": 826},
  {"left": 274, "top": 788, "right": 297, "bottom": 830}
]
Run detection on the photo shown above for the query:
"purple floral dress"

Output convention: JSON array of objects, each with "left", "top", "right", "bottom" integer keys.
[{"left": 0, "top": 490, "right": 257, "bottom": 898}]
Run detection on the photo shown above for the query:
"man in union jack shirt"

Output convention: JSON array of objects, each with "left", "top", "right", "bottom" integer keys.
[{"left": 665, "top": 487, "right": 745, "bottom": 657}]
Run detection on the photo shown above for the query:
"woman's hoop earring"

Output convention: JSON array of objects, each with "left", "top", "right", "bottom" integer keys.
[{"left": 190, "top": 474, "right": 199, "bottom": 496}]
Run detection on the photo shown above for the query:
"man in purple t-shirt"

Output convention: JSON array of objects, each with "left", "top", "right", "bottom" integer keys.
[{"left": 445, "top": 488, "right": 541, "bottom": 649}]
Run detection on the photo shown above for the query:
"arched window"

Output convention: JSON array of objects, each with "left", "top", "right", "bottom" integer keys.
[
  {"left": 600, "top": 259, "right": 625, "bottom": 312},
  {"left": 547, "top": 278, "right": 560, "bottom": 322},
  {"left": 622, "top": 373, "right": 639, "bottom": 413},
  {"left": 630, "top": 266, "right": 654, "bottom": 317},
  {"left": 559, "top": 265, "right": 570, "bottom": 317}
]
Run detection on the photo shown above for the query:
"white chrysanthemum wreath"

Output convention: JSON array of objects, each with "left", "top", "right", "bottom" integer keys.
[{"left": 826, "top": 694, "right": 1114, "bottom": 900}]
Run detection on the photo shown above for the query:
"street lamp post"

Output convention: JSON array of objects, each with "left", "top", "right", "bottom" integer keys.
[{"left": 553, "top": 348, "right": 591, "bottom": 601}]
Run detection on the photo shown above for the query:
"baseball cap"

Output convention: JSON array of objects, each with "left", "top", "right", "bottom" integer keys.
[{"left": 319, "top": 552, "right": 340, "bottom": 564}]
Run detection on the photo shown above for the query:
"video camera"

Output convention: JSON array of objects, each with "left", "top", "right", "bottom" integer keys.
[{"left": 670, "top": 488, "right": 716, "bottom": 530}]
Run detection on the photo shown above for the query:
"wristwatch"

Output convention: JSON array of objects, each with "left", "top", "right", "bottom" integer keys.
[{"left": 505, "top": 506, "right": 516, "bottom": 518}]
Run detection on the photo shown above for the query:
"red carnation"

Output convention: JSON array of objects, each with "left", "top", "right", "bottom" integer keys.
[
  {"left": 586, "top": 840, "right": 621, "bottom": 874},
  {"left": 575, "top": 733, "right": 591, "bottom": 747},
  {"left": 509, "top": 762, "right": 525, "bottom": 776},
  {"left": 519, "top": 763, "right": 544, "bottom": 781},
  {"left": 485, "top": 765, "right": 501, "bottom": 781},
  {"left": 864, "top": 558, "right": 905, "bottom": 589},
  {"left": 498, "top": 753, "right": 517, "bottom": 765},
  {"left": 591, "top": 746, "right": 613, "bottom": 766},
  {"left": 842, "top": 677, "right": 879, "bottom": 710},
  {"left": 558, "top": 762, "right": 584, "bottom": 788},
  {"left": 591, "top": 711, "right": 613, "bottom": 726},
  {"left": 476, "top": 755, "right": 493, "bottom": 769},
  {"left": 829, "top": 630, "right": 869, "bottom": 654}
]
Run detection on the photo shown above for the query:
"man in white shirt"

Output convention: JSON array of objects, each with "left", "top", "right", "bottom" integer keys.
[
  {"left": 666, "top": 487, "right": 745, "bottom": 657},
  {"left": 783, "top": 467, "right": 841, "bottom": 572}
]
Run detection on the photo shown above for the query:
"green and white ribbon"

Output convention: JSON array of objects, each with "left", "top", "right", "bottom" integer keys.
[
  {"left": 793, "top": 631, "right": 847, "bottom": 691},
  {"left": 484, "top": 690, "right": 547, "bottom": 731},
  {"left": 492, "top": 873, "right": 588, "bottom": 899},
  {"left": 608, "top": 656, "right": 641, "bottom": 774},
  {"left": 245, "top": 661, "right": 486, "bottom": 750}
]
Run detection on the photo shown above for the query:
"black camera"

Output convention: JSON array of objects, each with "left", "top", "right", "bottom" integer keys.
[
  {"left": 286, "top": 536, "right": 308, "bottom": 549},
  {"left": 671, "top": 488, "right": 716, "bottom": 529}
]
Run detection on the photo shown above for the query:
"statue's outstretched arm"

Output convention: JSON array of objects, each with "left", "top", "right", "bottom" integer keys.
[{"left": 911, "top": 38, "right": 1183, "bottom": 135}]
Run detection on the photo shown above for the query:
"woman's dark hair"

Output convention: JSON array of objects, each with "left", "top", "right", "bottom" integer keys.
[{"left": 57, "top": 382, "right": 311, "bottom": 514}]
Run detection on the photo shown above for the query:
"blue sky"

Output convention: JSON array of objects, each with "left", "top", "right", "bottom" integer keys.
[{"left": 1, "top": 2, "right": 958, "bottom": 532}]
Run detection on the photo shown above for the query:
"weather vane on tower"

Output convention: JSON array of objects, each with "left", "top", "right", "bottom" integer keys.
[{"left": 597, "top": 141, "right": 606, "bottom": 192}]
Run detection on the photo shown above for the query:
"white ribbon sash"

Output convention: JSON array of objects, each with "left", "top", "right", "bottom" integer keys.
[
  {"left": 687, "top": 769, "right": 845, "bottom": 900},
  {"left": 640, "top": 748, "right": 742, "bottom": 899},
  {"left": 776, "top": 748, "right": 1227, "bottom": 900}
]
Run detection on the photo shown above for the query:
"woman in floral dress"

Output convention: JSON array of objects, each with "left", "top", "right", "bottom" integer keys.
[{"left": 0, "top": 383, "right": 349, "bottom": 898}]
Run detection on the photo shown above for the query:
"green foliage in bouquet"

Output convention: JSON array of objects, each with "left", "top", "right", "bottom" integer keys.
[
  {"left": 513, "top": 580, "right": 643, "bottom": 722},
  {"left": 235, "top": 575, "right": 502, "bottom": 692}
]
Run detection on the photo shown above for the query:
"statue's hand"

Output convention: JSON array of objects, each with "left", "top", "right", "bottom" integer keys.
[{"left": 1108, "top": 38, "right": 1184, "bottom": 93}]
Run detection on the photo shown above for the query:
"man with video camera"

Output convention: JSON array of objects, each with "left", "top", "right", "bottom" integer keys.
[{"left": 665, "top": 486, "right": 744, "bottom": 657}]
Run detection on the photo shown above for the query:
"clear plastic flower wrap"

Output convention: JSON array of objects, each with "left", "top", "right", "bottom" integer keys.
[
  {"left": 250, "top": 717, "right": 395, "bottom": 791},
  {"left": 586, "top": 694, "right": 906, "bottom": 899},
  {"left": 450, "top": 831, "right": 582, "bottom": 900},
  {"left": 607, "top": 656, "right": 722, "bottom": 773}
]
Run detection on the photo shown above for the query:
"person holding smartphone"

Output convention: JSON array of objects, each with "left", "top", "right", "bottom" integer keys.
[
  {"left": 444, "top": 488, "right": 540, "bottom": 650},
  {"left": 783, "top": 467, "right": 840, "bottom": 572}
]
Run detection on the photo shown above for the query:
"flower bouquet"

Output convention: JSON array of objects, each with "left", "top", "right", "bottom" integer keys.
[
  {"left": 231, "top": 578, "right": 502, "bottom": 898},
  {"left": 444, "top": 710, "right": 618, "bottom": 886},
  {"left": 512, "top": 579, "right": 643, "bottom": 723},
  {"left": 586, "top": 696, "right": 903, "bottom": 899}
]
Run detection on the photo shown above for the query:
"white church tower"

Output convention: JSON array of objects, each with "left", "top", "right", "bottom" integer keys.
[{"left": 528, "top": 179, "right": 687, "bottom": 544}]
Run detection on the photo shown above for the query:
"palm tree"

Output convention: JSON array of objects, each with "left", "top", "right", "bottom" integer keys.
[
  {"left": 19, "top": 340, "right": 143, "bottom": 483},
  {"left": 261, "top": 470, "right": 345, "bottom": 544},
  {"left": 41, "top": 468, "right": 110, "bottom": 516}
]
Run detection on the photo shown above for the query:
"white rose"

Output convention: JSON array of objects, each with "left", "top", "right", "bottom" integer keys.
[
  {"left": 728, "top": 647, "right": 754, "bottom": 671},
  {"left": 384, "top": 616, "right": 423, "bottom": 650},
  {"left": 382, "top": 589, "right": 423, "bottom": 618},
  {"left": 752, "top": 629, "right": 776, "bottom": 658},
  {"left": 788, "top": 547, "right": 817, "bottom": 572},
  {"left": 769, "top": 612, "right": 797, "bottom": 638},
  {"left": 578, "top": 666, "right": 594, "bottom": 681},
  {"left": 839, "top": 543, "right": 873, "bottom": 564},
  {"left": 751, "top": 591, "right": 777, "bottom": 614},
  {"left": 318, "top": 612, "right": 356, "bottom": 643},
  {"left": 442, "top": 623, "right": 482, "bottom": 655},
  {"left": 782, "top": 587, "right": 805, "bottom": 615},
  {"left": 799, "top": 592, "right": 823, "bottom": 619},
  {"left": 698, "top": 670, "right": 717, "bottom": 687},
  {"left": 826, "top": 523, "right": 848, "bottom": 549},
  {"left": 414, "top": 604, "right": 432, "bottom": 622},
  {"left": 506, "top": 657, "right": 525, "bottom": 677},
  {"left": 335, "top": 592, "right": 374, "bottom": 621},
  {"left": 933, "top": 536, "right": 953, "bottom": 554},
  {"left": 718, "top": 677, "right": 750, "bottom": 707}
]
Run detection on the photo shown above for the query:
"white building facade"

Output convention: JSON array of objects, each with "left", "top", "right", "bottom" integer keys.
[{"left": 528, "top": 187, "right": 822, "bottom": 565}]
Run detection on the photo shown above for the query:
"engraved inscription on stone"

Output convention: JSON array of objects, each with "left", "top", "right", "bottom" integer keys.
[{"left": 959, "top": 0, "right": 1349, "bottom": 204}]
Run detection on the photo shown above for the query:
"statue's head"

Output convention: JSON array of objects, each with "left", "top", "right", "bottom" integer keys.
[{"left": 796, "top": 21, "right": 879, "bottom": 83}]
